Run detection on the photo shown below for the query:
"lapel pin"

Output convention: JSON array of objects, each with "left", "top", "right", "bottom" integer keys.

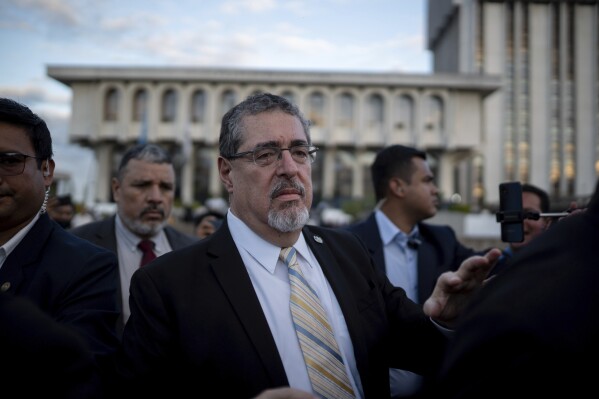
[{"left": 313, "top": 235, "right": 323, "bottom": 244}]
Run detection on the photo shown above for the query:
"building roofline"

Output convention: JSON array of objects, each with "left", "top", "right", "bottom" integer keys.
[{"left": 47, "top": 65, "right": 502, "bottom": 95}]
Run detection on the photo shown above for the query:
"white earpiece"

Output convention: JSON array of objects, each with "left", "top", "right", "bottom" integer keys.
[{"left": 43, "top": 164, "right": 50, "bottom": 176}]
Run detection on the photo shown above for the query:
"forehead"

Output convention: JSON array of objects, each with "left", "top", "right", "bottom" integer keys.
[
  {"left": 522, "top": 191, "right": 542, "bottom": 208},
  {"left": 412, "top": 157, "right": 432, "bottom": 174},
  {"left": 122, "top": 159, "right": 175, "bottom": 181},
  {"left": 240, "top": 111, "right": 307, "bottom": 147},
  {"left": 0, "top": 122, "right": 33, "bottom": 153}
]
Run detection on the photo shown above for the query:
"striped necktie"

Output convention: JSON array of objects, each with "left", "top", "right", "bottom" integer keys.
[{"left": 279, "top": 247, "right": 355, "bottom": 399}]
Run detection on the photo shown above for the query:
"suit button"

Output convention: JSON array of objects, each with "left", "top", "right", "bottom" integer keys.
[{"left": 0, "top": 282, "right": 10, "bottom": 292}]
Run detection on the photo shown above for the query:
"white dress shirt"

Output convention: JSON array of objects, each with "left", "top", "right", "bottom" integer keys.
[
  {"left": 114, "top": 215, "right": 172, "bottom": 324},
  {"left": 227, "top": 210, "right": 364, "bottom": 398}
]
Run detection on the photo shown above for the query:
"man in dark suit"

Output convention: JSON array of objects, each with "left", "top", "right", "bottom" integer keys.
[
  {"left": 115, "top": 93, "right": 500, "bottom": 398},
  {"left": 1, "top": 292, "right": 102, "bottom": 398},
  {"left": 0, "top": 97, "right": 119, "bottom": 393},
  {"left": 346, "top": 144, "right": 477, "bottom": 398},
  {"left": 71, "top": 143, "right": 197, "bottom": 336},
  {"left": 428, "top": 179, "right": 599, "bottom": 398}
]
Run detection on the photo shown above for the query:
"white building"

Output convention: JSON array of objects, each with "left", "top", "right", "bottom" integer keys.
[
  {"left": 47, "top": 0, "right": 599, "bottom": 215},
  {"left": 47, "top": 66, "right": 500, "bottom": 212},
  {"left": 428, "top": 0, "right": 599, "bottom": 205}
]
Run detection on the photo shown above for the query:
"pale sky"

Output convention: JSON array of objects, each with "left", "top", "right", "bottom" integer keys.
[{"left": 0, "top": 0, "right": 431, "bottom": 203}]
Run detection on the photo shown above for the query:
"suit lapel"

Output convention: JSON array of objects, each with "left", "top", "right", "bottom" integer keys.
[
  {"left": 0, "top": 214, "right": 53, "bottom": 293},
  {"left": 208, "top": 223, "right": 289, "bottom": 387},
  {"left": 356, "top": 214, "right": 386, "bottom": 275}
]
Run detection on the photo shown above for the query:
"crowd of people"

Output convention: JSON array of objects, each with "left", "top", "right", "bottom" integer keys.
[{"left": 1, "top": 94, "right": 595, "bottom": 399}]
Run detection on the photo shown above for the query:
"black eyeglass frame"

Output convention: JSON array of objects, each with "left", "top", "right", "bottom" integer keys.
[
  {"left": 225, "top": 144, "right": 319, "bottom": 166},
  {"left": 0, "top": 152, "right": 45, "bottom": 176}
]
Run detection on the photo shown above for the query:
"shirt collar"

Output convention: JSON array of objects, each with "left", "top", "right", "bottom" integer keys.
[
  {"left": 227, "top": 209, "right": 310, "bottom": 274},
  {"left": 374, "top": 209, "right": 419, "bottom": 245},
  {"left": 0, "top": 212, "right": 40, "bottom": 262}
]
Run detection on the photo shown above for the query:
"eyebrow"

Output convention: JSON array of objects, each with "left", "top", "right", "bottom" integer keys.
[{"left": 251, "top": 139, "right": 309, "bottom": 149}]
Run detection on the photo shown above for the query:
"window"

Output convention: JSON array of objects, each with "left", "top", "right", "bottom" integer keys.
[
  {"left": 191, "top": 90, "right": 206, "bottom": 123},
  {"left": 395, "top": 94, "right": 414, "bottom": 130},
  {"left": 220, "top": 90, "right": 237, "bottom": 117},
  {"left": 308, "top": 92, "right": 325, "bottom": 127},
  {"left": 161, "top": 89, "right": 177, "bottom": 122},
  {"left": 132, "top": 89, "right": 148, "bottom": 122},
  {"left": 337, "top": 92, "right": 354, "bottom": 128},
  {"left": 104, "top": 88, "right": 119, "bottom": 121},
  {"left": 367, "top": 93, "right": 384, "bottom": 127},
  {"left": 426, "top": 95, "right": 444, "bottom": 131}
]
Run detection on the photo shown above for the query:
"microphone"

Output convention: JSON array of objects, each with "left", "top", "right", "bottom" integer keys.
[{"left": 407, "top": 238, "right": 421, "bottom": 249}]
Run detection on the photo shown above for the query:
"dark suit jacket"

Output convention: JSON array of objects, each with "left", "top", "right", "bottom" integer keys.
[
  {"left": 347, "top": 213, "right": 478, "bottom": 304},
  {"left": 0, "top": 213, "right": 120, "bottom": 369},
  {"left": 428, "top": 181, "right": 599, "bottom": 398},
  {"left": 70, "top": 215, "right": 198, "bottom": 336},
  {"left": 115, "top": 223, "right": 448, "bottom": 398},
  {"left": 1, "top": 292, "right": 103, "bottom": 399}
]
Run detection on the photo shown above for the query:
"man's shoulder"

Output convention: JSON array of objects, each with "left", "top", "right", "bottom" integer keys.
[
  {"left": 69, "top": 217, "right": 113, "bottom": 236},
  {"left": 164, "top": 225, "right": 199, "bottom": 247},
  {"left": 345, "top": 212, "right": 376, "bottom": 234},
  {"left": 419, "top": 221, "right": 458, "bottom": 238}
]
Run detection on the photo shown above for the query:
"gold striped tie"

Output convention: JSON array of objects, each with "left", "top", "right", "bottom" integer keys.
[{"left": 280, "top": 247, "right": 355, "bottom": 399}]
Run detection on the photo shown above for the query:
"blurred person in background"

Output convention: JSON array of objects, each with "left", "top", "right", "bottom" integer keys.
[
  {"left": 193, "top": 209, "right": 225, "bottom": 239},
  {"left": 346, "top": 144, "right": 479, "bottom": 399},
  {"left": 490, "top": 183, "right": 550, "bottom": 275},
  {"left": 47, "top": 194, "right": 76, "bottom": 229},
  {"left": 70, "top": 143, "right": 197, "bottom": 337}
]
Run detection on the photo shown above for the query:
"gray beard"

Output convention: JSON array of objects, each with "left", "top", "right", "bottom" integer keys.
[
  {"left": 120, "top": 213, "right": 167, "bottom": 237},
  {"left": 268, "top": 202, "right": 310, "bottom": 233}
]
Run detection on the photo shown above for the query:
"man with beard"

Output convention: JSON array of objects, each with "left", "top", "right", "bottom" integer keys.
[
  {"left": 114, "top": 93, "right": 500, "bottom": 398},
  {"left": 71, "top": 143, "right": 197, "bottom": 337}
]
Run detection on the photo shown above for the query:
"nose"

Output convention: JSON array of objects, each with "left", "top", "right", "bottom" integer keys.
[
  {"left": 275, "top": 149, "right": 299, "bottom": 176},
  {"left": 147, "top": 184, "right": 164, "bottom": 202}
]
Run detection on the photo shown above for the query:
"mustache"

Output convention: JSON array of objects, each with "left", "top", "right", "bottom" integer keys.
[
  {"left": 140, "top": 205, "right": 165, "bottom": 218},
  {"left": 270, "top": 179, "right": 305, "bottom": 199}
]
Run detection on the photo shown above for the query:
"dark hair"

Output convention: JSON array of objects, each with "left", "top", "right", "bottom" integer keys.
[
  {"left": 116, "top": 143, "right": 173, "bottom": 180},
  {"left": 218, "top": 92, "right": 311, "bottom": 157},
  {"left": 522, "top": 183, "right": 550, "bottom": 213},
  {"left": 0, "top": 97, "right": 53, "bottom": 168},
  {"left": 193, "top": 210, "right": 225, "bottom": 227},
  {"left": 53, "top": 194, "right": 74, "bottom": 207},
  {"left": 371, "top": 145, "right": 427, "bottom": 202}
]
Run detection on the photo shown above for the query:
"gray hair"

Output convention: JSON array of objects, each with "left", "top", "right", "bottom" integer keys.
[
  {"left": 218, "top": 92, "right": 311, "bottom": 157},
  {"left": 116, "top": 143, "right": 173, "bottom": 180}
]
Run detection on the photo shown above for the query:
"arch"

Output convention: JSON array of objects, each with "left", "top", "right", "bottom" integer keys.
[
  {"left": 308, "top": 91, "right": 326, "bottom": 127},
  {"left": 161, "top": 89, "right": 178, "bottom": 122},
  {"left": 191, "top": 89, "right": 206, "bottom": 123},
  {"left": 395, "top": 93, "right": 414, "bottom": 131},
  {"left": 132, "top": 88, "right": 148, "bottom": 122},
  {"left": 220, "top": 89, "right": 237, "bottom": 117},
  {"left": 336, "top": 92, "right": 355, "bottom": 128},
  {"left": 104, "top": 87, "right": 119, "bottom": 121},
  {"left": 367, "top": 93, "right": 384, "bottom": 127}
]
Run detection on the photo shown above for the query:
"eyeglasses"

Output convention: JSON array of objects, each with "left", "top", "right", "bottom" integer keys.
[
  {"left": 0, "top": 152, "right": 44, "bottom": 176},
  {"left": 226, "top": 145, "right": 318, "bottom": 167}
]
